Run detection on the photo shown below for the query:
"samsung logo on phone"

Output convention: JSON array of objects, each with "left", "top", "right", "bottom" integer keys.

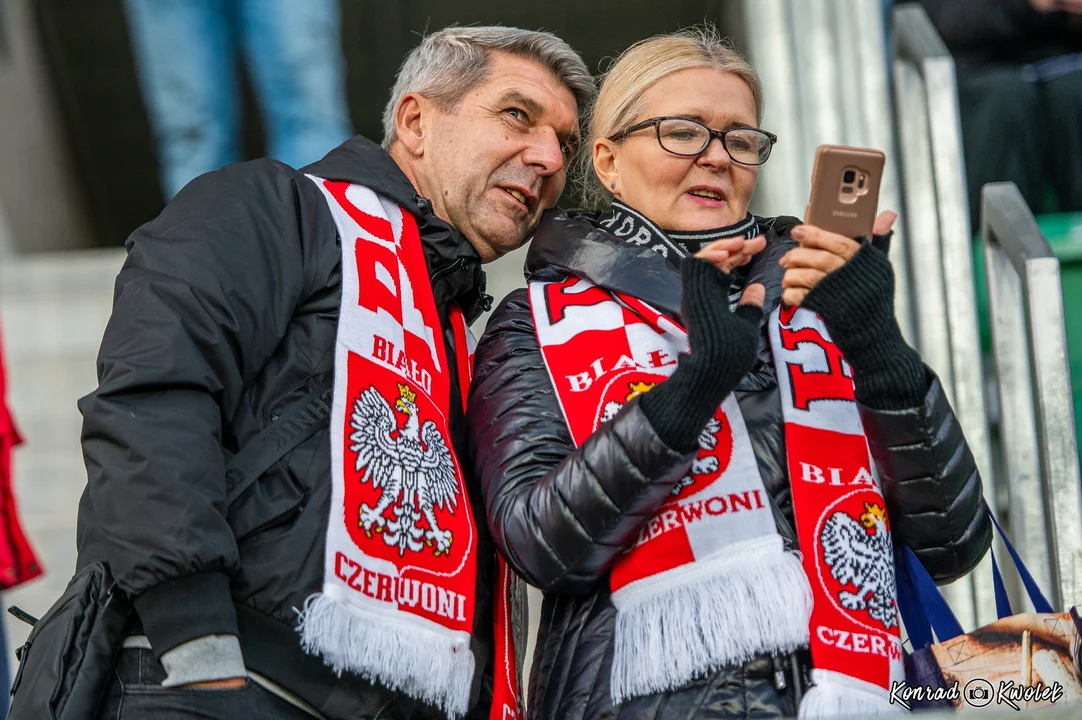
[{"left": 831, "top": 210, "right": 859, "bottom": 218}]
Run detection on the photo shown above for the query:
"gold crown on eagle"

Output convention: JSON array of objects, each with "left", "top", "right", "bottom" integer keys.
[
  {"left": 860, "top": 502, "right": 886, "bottom": 529},
  {"left": 625, "top": 381, "right": 656, "bottom": 401},
  {"left": 397, "top": 383, "right": 416, "bottom": 403}
]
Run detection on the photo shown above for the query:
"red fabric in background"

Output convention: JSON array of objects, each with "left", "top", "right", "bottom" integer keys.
[{"left": 0, "top": 321, "right": 42, "bottom": 590}]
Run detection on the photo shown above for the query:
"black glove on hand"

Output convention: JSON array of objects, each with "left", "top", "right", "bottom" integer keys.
[
  {"left": 799, "top": 233, "right": 928, "bottom": 410},
  {"left": 638, "top": 257, "right": 763, "bottom": 454}
]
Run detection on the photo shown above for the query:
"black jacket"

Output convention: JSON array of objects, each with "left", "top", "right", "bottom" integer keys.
[
  {"left": 75, "top": 136, "right": 496, "bottom": 720},
  {"left": 466, "top": 210, "right": 992, "bottom": 720}
]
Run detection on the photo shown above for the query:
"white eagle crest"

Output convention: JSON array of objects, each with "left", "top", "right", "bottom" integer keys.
[
  {"left": 349, "top": 382, "right": 459, "bottom": 557},
  {"left": 599, "top": 380, "right": 657, "bottom": 425},
  {"left": 601, "top": 382, "right": 722, "bottom": 497},
  {"left": 820, "top": 502, "right": 898, "bottom": 629},
  {"left": 671, "top": 417, "right": 722, "bottom": 496}
]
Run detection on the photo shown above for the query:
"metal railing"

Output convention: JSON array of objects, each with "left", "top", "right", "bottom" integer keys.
[
  {"left": 740, "top": 0, "right": 1078, "bottom": 624},
  {"left": 891, "top": 2, "right": 999, "bottom": 629},
  {"left": 742, "top": 0, "right": 914, "bottom": 343},
  {"left": 981, "top": 182, "right": 1082, "bottom": 612}
]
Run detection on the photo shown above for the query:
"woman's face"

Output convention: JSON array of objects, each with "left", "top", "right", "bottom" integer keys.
[{"left": 595, "top": 68, "right": 761, "bottom": 231}]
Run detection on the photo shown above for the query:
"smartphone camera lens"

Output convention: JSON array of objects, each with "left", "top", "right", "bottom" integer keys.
[{"left": 843, "top": 170, "right": 856, "bottom": 183}]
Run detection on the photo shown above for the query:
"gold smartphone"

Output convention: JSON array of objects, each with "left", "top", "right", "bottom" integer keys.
[{"left": 804, "top": 144, "right": 885, "bottom": 240}]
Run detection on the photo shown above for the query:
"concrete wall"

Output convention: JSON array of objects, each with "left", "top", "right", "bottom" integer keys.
[{"left": 1, "top": 249, "right": 124, "bottom": 665}]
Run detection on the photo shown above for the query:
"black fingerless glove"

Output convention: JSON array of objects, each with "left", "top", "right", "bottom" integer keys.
[
  {"left": 638, "top": 258, "right": 762, "bottom": 453},
  {"left": 800, "top": 234, "right": 928, "bottom": 410}
]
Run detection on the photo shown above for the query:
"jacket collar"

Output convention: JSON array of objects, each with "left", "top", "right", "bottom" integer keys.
[
  {"left": 303, "top": 135, "right": 493, "bottom": 324},
  {"left": 526, "top": 208, "right": 687, "bottom": 321}
]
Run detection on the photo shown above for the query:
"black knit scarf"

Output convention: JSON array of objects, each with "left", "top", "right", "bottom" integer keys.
[
  {"left": 595, "top": 200, "right": 761, "bottom": 267},
  {"left": 596, "top": 199, "right": 762, "bottom": 306}
]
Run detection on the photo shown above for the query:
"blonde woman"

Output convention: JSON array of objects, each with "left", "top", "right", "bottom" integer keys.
[{"left": 467, "top": 27, "right": 990, "bottom": 719}]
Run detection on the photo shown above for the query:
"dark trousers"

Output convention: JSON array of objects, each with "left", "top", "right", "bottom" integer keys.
[
  {"left": 956, "top": 64, "right": 1082, "bottom": 230},
  {"left": 95, "top": 647, "right": 316, "bottom": 720}
]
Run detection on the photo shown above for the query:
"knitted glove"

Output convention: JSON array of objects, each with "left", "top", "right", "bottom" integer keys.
[
  {"left": 799, "top": 233, "right": 927, "bottom": 411},
  {"left": 638, "top": 257, "right": 763, "bottom": 453}
]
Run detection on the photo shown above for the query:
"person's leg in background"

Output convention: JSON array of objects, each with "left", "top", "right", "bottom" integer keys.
[
  {"left": 1041, "top": 69, "right": 1082, "bottom": 213},
  {"left": 121, "top": 0, "right": 242, "bottom": 200},
  {"left": 955, "top": 64, "right": 1046, "bottom": 229},
  {"left": 236, "top": 0, "right": 354, "bottom": 170}
]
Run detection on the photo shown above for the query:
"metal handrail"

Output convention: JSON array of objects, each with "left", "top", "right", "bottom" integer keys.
[
  {"left": 741, "top": 0, "right": 914, "bottom": 342},
  {"left": 892, "top": 3, "right": 998, "bottom": 628},
  {"left": 981, "top": 182, "right": 1082, "bottom": 612}
]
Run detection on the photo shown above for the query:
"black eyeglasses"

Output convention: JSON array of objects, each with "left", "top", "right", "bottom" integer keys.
[{"left": 609, "top": 117, "right": 778, "bottom": 166}]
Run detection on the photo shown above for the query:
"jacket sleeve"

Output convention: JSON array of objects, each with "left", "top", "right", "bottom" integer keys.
[
  {"left": 77, "top": 160, "right": 323, "bottom": 658},
  {"left": 857, "top": 369, "right": 992, "bottom": 584},
  {"left": 466, "top": 290, "right": 696, "bottom": 595}
]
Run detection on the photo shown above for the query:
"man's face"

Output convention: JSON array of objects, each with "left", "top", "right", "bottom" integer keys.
[{"left": 415, "top": 52, "right": 581, "bottom": 262}]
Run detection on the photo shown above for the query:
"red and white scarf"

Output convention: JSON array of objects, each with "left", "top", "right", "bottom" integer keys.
[
  {"left": 296, "top": 178, "right": 521, "bottom": 719},
  {"left": 528, "top": 274, "right": 906, "bottom": 717}
]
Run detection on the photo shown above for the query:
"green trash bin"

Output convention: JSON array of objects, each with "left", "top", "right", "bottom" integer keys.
[{"left": 972, "top": 213, "right": 1082, "bottom": 457}]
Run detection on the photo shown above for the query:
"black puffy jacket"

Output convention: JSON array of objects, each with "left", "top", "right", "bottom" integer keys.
[
  {"left": 466, "top": 210, "right": 992, "bottom": 720},
  {"left": 75, "top": 136, "right": 498, "bottom": 720}
]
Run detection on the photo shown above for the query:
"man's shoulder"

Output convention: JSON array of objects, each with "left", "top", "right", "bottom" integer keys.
[
  {"left": 165, "top": 157, "right": 326, "bottom": 216},
  {"left": 129, "top": 158, "right": 341, "bottom": 271}
]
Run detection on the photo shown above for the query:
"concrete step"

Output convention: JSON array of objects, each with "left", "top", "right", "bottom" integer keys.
[{"left": 1, "top": 248, "right": 125, "bottom": 664}]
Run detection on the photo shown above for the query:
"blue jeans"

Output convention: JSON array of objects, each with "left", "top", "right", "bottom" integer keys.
[{"left": 123, "top": 0, "right": 354, "bottom": 199}]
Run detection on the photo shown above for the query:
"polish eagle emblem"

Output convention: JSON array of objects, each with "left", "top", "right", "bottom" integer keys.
[
  {"left": 599, "top": 380, "right": 656, "bottom": 424},
  {"left": 349, "top": 382, "right": 459, "bottom": 557},
  {"left": 600, "top": 381, "right": 721, "bottom": 497},
  {"left": 671, "top": 417, "right": 722, "bottom": 496},
  {"left": 820, "top": 502, "right": 898, "bottom": 629}
]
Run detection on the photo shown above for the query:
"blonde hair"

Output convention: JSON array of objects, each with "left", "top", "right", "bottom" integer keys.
[{"left": 577, "top": 26, "right": 763, "bottom": 210}]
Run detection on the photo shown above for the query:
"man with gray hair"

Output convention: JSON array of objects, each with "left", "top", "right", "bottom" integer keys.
[{"left": 29, "top": 25, "right": 592, "bottom": 720}]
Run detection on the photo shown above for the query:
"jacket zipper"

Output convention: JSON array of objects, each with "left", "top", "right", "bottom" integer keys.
[
  {"left": 772, "top": 654, "right": 788, "bottom": 691},
  {"left": 373, "top": 696, "right": 398, "bottom": 720},
  {"left": 430, "top": 257, "right": 467, "bottom": 283}
]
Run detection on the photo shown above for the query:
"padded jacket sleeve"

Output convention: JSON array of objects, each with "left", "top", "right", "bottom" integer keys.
[
  {"left": 858, "top": 370, "right": 993, "bottom": 585},
  {"left": 77, "top": 159, "right": 325, "bottom": 658},
  {"left": 466, "top": 290, "right": 697, "bottom": 595}
]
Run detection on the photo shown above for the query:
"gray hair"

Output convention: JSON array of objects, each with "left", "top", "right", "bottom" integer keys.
[{"left": 381, "top": 26, "right": 595, "bottom": 150}]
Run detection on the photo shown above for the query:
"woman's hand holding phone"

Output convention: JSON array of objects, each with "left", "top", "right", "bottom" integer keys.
[{"left": 779, "top": 210, "right": 897, "bottom": 307}]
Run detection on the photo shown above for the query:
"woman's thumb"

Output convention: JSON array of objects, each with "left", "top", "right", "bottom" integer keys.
[{"left": 739, "top": 282, "right": 766, "bottom": 309}]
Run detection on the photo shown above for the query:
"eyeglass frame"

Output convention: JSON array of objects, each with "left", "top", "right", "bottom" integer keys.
[{"left": 607, "top": 116, "right": 779, "bottom": 166}]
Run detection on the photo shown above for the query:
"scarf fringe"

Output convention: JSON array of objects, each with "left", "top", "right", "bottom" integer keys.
[
  {"left": 295, "top": 592, "right": 475, "bottom": 719},
  {"left": 609, "top": 540, "right": 813, "bottom": 704},
  {"left": 798, "top": 670, "right": 908, "bottom": 719}
]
